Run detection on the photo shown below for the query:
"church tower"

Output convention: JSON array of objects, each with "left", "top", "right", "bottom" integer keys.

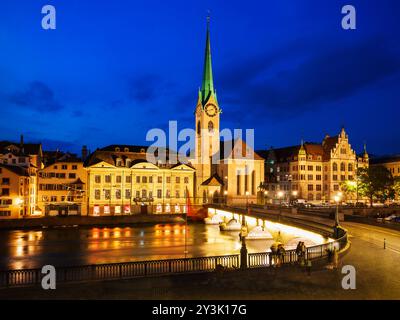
[{"left": 194, "top": 18, "right": 221, "bottom": 187}]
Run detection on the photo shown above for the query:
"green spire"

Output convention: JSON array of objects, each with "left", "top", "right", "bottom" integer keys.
[{"left": 200, "top": 16, "right": 215, "bottom": 106}]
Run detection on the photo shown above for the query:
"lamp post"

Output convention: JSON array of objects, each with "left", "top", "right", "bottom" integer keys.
[
  {"left": 334, "top": 192, "right": 342, "bottom": 237},
  {"left": 224, "top": 190, "right": 228, "bottom": 205},
  {"left": 292, "top": 190, "right": 298, "bottom": 206},
  {"left": 264, "top": 191, "right": 268, "bottom": 206},
  {"left": 277, "top": 190, "right": 284, "bottom": 221}
]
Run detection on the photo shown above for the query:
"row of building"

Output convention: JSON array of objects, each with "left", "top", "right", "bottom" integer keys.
[
  {"left": 1, "top": 130, "right": 399, "bottom": 219},
  {"left": 2, "top": 21, "right": 398, "bottom": 219}
]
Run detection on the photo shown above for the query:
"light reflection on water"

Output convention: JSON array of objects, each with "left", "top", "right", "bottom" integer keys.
[{"left": 0, "top": 223, "right": 327, "bottom": 270}]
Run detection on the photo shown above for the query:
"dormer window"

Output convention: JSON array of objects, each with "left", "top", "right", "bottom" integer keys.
[
  {"left": 124, "top": 147, "right": 129, "bottom": 152},
  {"left": 116, "top": 159, "right": 122, "bottom": 166},
  {"left": 115, "top": 147, "right": 120, "bottom": 152},
  {"left": 140, "top": 148, "right": 145, "bottom": 153},
  {"left": 126, "top": 159, "right": 131, "bottom": 167}
]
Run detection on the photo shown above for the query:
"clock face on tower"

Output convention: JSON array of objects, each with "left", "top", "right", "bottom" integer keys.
[{"left": 205, "top": 104, "right": 218, "bottom": 117}]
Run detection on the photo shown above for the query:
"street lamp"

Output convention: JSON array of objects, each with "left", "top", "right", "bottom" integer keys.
[
  {"left": 277, "top": 191, "right": 284, "bottom": 221},
  {"left": 334, "top": 193, "right": 342, "bottom": 228},
  {"left": 224, "top": 190, "right": 228, "bottom": 205},
  {"left": 264, "top": 190, "right": 268, "bottom": 206}
]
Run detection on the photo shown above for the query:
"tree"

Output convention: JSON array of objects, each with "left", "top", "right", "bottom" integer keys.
[{"left": 357, "top": 166, "right": 394, "bottom": 207}]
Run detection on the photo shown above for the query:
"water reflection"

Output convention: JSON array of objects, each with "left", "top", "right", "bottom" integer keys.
[{"left": 0, "top": 222, "right": 329, "bottom": 270}]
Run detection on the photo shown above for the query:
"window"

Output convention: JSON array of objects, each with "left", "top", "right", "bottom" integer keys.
[
  {"left": 105, "top": 175, "right": 111, "bottom": 183},
  {"left": 115, "top": 189, "right": 121, "bottom": 199},
  {"left": 136, "top": 176, "right": 140, "bottom": 183},
  {"left": 116, "top": 176, "right": 121, "bottom": 183},
  {"left": 166, "top": 190, "right": 170, "bottom": 198},
  {"left": 142, "top": 176, "right": 147, "bottom": 183},
  {"left": 158, "top": 176, "right": 162, "bottom": 183},
  {"left": 333, "top": 163, "right": 338, "bottom": 171},
  {"left": 2, "top": 178, "right": 10, "bottom": 185},
  {"left": 62, "top": 165, "right": 67, "bottom": 170},
  {"left": 175, "top": 190, "right": 180, "bottom": 199},
  {"left": 340, "top": 163, "right": 346, "bottom": 171},
  {"left": 1, "top": 188, "right": 10, "bottom": 196},
  {"left": 18, "top": 157, "right": 25, "bottom": 163},
  {"left": 348, "top": 163, "right": 353, "bottom": 172},
  {"left": 334, "top": 185, "right": 339, "bottom": 191},
  {"left": 176, "top": 177, "right": 180, "bottom": 183},
  {"left": 104, "top": 189, "right": 111, "bottom": 200},
  {"left": 166, "top": 177, "right": 171, "bottom": 183},
  {"left": 42, "top": 195, "right": 49, "bottom": 202},
  {"left": 348, "top": 175, "right": 354, "bottom": 181},
  {"left": 149, "top": 176, "right": 153, "bottom": 183},
  {"left": 308, "top": 193, "right": 314, "bottom": 201},
  {"left": 72, "top": 165, "right": 78, "bottom": 170},
  {"left": 316, "top": 185, "right": 322, "bottom": 191},
  {"left": 125, "top": 189, "right": 131, "bottom": 199},
  {"left": 126, "top": 176, "right": 131, "bottom": 183},
  {"left": 135, "top": 191, "right": 140, "bottom": 198},
  {"left": 95, "top": 175, "right": 101, "bottom": 183},
  {"left": 68, "top": 173, "right": 76, "bottom": 179},
  {"left": 316, "top": 166, "right": 322, "bottom": 171},
  {"left": 116, "top": 159, "right": 122, "bottom": 167},
  {"left": 316, "top": 175, "right": 321, "bottom": 181},
  {"left": 308, "top": 185, "right": 313, "bottom": 191},
  {"left": 308, "top": 166, "right": 313, "bottom": 171},
  {"left": 308, "top": 174, "right": 313, "bottom": 180},
  {"left": 333, "top": 175, "right": 338, "bottom": 181},
  {"left": 157, "top": 189, "right": 162, "bottom": 198},
  {"left": 126, "top": 160, "right": 131, "bottom": 167},
  {"left": 0, "top": 211, "right": 11, "bottom": 217},
  {"left": 51, "top": 196, "right": 57, "bottom": 202},
  {"left": 300, "top": 165, "right": 305, "bottom": 170},
  {"left": 341, "top": 148, "right": 347, "bottom": 154},
  {"left": 184, "top": 177, "right": 189, "bottom": 184},
  {"left": 341, "top": 175, "right": 346, "bottom": 181},
  {"left": 95, "top": 189, "right": 100, "bottom": 200}
]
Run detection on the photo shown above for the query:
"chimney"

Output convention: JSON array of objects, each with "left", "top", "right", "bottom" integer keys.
[
  {"left": 20, "top": 134, "right": 24, "bottom": 153},
  {"left": 82, "top": 145, "right": 88, "bottom": 161}
]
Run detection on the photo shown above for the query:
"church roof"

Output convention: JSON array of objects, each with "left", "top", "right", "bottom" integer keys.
[
  {"left": 199, "top": 18, "right": 217, "bottom": 107},
  {"left": 201, "top": 173, "right": 224, "bottom": 186},
  {"left": 219, "top": 139, "right": 264, "bottom": 161}
]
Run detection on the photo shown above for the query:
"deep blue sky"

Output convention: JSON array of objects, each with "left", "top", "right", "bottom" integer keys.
[{"left": 1, "top": 0, "right": 400, "bottom": 156}]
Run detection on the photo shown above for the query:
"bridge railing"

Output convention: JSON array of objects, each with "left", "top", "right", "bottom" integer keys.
[{"left": 248, "top": 232, "right": 347, "bottom": 268}]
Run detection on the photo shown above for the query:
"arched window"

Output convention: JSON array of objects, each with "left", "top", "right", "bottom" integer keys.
[
  {"left": 333, "top": 163, "right": 338, "bottom": 171},
  {"left": 340, "top": 162, "right": 346, "bottom": 171},
  {"left": 237, "top": 171, "right": 241, "bottom": 196},
  {"left": 208, "top": 121, "right": 214, "bottom": 133},
  {"left": 202, "top": 190, "right": 207, "bottom": 203},
  {"left": 197, "top": 121, "right": 201, "bottom": 135},
  {"left": 348, "top": 163, "right": 353, "bottom": 172}
]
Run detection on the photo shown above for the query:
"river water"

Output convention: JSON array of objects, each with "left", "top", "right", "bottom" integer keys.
[
  {"left": 0, "top": 220, "right": 330, "bottom": 270},
  {"left": 0, "top": 223, "right": 270, "bottom": 270}
]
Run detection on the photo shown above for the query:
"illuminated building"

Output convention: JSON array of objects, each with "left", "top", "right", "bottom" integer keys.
[
  {"left": 0, "top": 136, "right": 41, "bottom": 218},
  {"left": 37, "top": 153, "right": 87, "bottom": 216},
  {"left": 192, "top": 20, "right": 265, "bottom": 205},
  {"left": 259, "top": 128, "right": 369, "bottom": 204},
  {"left": 85, "top": 145, "right": 195, "bottom": 215}
]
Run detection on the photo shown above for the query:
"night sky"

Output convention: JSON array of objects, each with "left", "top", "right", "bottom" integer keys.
[{"left": 1, "top": 0, "right": 399, "bottom": 156}]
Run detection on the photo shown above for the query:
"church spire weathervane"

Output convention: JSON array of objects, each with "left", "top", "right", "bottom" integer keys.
[{"left": 201, "top": 11, "right": 215, "bottom": 106}]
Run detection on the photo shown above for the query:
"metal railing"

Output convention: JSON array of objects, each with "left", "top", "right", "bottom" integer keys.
[
  {"left": 0, "top": 254, "right": 239, "bottom": 288},
  {"left": 248, "top": 233, "right": 348, "bottom": 268},
  {"left": 0, "top": 234, "right": 348, "bottom": 288}
]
